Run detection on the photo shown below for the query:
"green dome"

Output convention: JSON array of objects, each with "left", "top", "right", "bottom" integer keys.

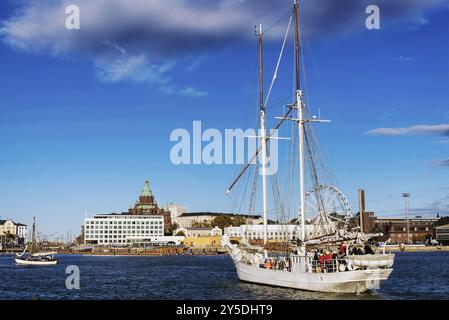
[{"left": 141, "top": 179, "right": 153, "bottom": 197}]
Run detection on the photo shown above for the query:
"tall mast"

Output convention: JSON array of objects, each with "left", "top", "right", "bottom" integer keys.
[
  {"left": 294, "top": 0, "right": 306, "bottom": 245},
  {"left": 294, "top": 0, "right": 300, "bottom": 92},
  {"left": 31, "top": 216, "right": 36, "bottom": 253},
  {"left": 258, "top": 24, "right": 268, "bottom": 246}
]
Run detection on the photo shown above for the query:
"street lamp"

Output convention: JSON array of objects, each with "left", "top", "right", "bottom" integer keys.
[{"left": 402, "top": 192, "right": 411, "bottom": 244}]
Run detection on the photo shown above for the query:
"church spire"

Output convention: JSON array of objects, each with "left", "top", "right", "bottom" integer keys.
[{"left": 141, "top": 179, "right": 153, "bottom": 197}]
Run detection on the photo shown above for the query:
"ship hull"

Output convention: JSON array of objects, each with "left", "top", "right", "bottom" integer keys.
[
  {"left": 234, "top": 260, "right": 393, "bottom": 293},
  {"left": 15, "top": 258, "right": 58, "bottom": 266}
]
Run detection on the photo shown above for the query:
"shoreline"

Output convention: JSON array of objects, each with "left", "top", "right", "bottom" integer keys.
[
  {"left": 384, "top": 245, "right": 449, "bottom": 252},
  {"left": 2, "top": 245, "right": 448, "bottom": 257}
]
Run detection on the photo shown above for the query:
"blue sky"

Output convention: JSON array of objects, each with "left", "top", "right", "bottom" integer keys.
[{"left": 0, "top": 0, "right": 448, "bottom": 237}]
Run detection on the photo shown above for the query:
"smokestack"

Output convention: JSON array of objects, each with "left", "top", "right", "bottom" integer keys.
[{"left": 358, "top": 189, "right": 365, "bottom": 232}]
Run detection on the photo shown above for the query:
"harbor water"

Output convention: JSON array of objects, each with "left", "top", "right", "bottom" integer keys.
[{"left": 1, "top": 251, "right": 448, "bottom": 300}]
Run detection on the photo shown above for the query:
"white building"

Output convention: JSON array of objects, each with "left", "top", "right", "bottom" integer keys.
[
  {"left": 16, "top": 223, "right": 27, "bottom": 239},
  {"left": 175, "top": 212, "right": 263, "bottom": 228},
  {"left": 174, "top": 226, "right": 222, "bottom": 238},
  {"left": 126, "top": 235, "right": 185, "bottom": 246},
  {"left": 0, "top": 220, "right": 17, "bottom": 236},
  {"left": 0, "top": 220, "right": 27, "bottom": 245},
  {"left": 162, "top": 203, "right": 188, "bottom": 222},
  {"left": 436, "top": 224, "right": 449, "bottom": 244},
  {"left": 84, "top": 214, "right": 164, "bottom": 245},
  {"left": 224, "top": 224, "right": 301, "bottom": 241}
]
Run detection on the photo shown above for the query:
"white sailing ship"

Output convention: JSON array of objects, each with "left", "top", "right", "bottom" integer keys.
[
  {"left": 222, "top": 0, "right": 394, "bottom": 294},
  {"left": 15, "top": 217, "right": 58, "bottom": 266}
]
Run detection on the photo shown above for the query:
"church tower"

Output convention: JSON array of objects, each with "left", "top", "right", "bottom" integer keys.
[
  {"left": 139, "top": 180, "right": 155, "bottom": 205},
  {"left": 128, "top": 179, "right": 171, "bottom": 233}
]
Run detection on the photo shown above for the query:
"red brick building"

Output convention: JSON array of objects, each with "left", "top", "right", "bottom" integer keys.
[{"left": 373, "top": 216, "right": 437, "bottom": 243}]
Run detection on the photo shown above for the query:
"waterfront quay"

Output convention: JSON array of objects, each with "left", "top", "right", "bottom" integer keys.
[
  {"left": 385, "top": 244, "right": 449, "bottom": 252},
  {"left": 4, "top": 244, "right": 448, "bottom": 256},
  {"left": 57, "top": 245, "right": 227, "bottom": 256}
]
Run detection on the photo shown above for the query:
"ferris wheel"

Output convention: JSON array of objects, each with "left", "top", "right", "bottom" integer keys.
[{"left": 303, "top": 184, "right": 352, "bottom": 238}]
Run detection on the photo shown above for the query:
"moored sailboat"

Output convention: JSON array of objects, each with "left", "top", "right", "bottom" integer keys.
[
  {"left": 15, "top": 217, "right": 58, "bottom": 266},
  {"left": 222, "top": 0, "right": 394, "bottom": 294}
]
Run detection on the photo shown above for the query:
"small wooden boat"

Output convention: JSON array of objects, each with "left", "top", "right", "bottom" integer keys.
[
  {"left": 15, "top": 251, "right": 58, "bottom": 266},
  {"left": 15, "top": 217, "right": 59, "bottom": 266}
]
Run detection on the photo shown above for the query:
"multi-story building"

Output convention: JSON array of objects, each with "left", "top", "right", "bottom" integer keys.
[
  {"left": 16, "top": 223, "right": 27, "bottom": 245},
  {"left": 84, "top": 214, "right": 164, "bottom": 245},
  {"left": 176, "top": 212, "right": 263, "bottom": 228},
  {"left": 0, "top": 220, "right": 17, "bottom": 237},
  {"left": 162, "top": 203, "right": 188, "bottom": 222},
  {"left": 435, "top": 224, "right": 449, "bottom": 245},
  {"left": 373, "top": 216, "right": 438, "bottom": 243},
  {"left": 0, "top": 220, "right": 27, "bottom": 245},
  {"left": 224, "top": 224, "right": 300, "bottom": 242},
  {"left": 16, "top": 223, "right": 27, "bottom": 239}
]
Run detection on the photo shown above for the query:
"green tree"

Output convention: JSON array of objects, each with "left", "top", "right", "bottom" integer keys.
[
  {"left": 434, "top": 216, "right": 449, "bottom": 227},
  {"left": 192, "top": 221, "right": 211, "bottom": 228},
  {"left": 212, "top": 215, "right": 233, "bottom": 230},
  {"left": 168, "top": 222, "right": 179, "bottom": 235},
  {"left": 175, "top": 231, "right": 186, "bottom": 237},
  {"left": 232, "top": 216, "right": 245, "bottom": 227}
]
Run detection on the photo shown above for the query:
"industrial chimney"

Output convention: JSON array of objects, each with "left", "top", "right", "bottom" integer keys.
[{"left": 358, "top": 189, "right": 366, "bottom": 233}]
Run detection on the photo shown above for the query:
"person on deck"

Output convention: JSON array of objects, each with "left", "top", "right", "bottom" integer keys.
[
  {"left": 312, "top": 250, "right": 319, "bottom": 272},
  {"left": 318, "top": 253, "right": 325, "bottom": 272},
  {"left": 324, "top": 250, "right": 333, "bottom": 272},
  {"left": 264, "top": 258, "right": 272, "bottom": 269},
  {"left": 339, "top": 243, "right": 347, "bottom": 257},
  {"left": 364, "top": 243, "right": 374, "bottom": 255}
]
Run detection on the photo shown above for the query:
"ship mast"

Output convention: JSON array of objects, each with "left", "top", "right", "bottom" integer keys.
[
  {"left": 258, "top": 24, "right": 268, "bottom": 246},
  {"left": 293, "top": 0, "right": 306, "bottom": 245},
  {"left": 31, "top": 216, "right": 36, "bottom": 254}
]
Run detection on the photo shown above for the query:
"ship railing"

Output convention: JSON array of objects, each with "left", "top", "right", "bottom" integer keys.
[
  {"left": 307, "top": 258, "right": 344, "bottom": 273},
  {"left": 259, "top": 257, "right": 293, "bottom": 272}
]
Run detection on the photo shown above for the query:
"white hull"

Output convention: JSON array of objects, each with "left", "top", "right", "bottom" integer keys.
[
  {"left": 15, "top": 258, "right": 58, "bottom": 266},
  {"left": 222, "top": 236, "right": 394, "bottom": 293},
  {"left": 234, "top": 260, "right": 392, "bottom": 293}
]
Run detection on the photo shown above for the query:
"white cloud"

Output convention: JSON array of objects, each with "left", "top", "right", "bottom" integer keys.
[
  {"left": 392, "top": 56, "right": 415, "bottom": 62},
  {"left": 185, "top": 55, "right": 207, "bottom": 73},
  {"left": 179, "top": 86, "right": 208, "bottom": 98},
  {"left": 1, "top": 0, "right": 448, "bottom": 94},
  {"left": 95, "top": 55, "right": 173, "bottom": 83},
  {"left": 160, "top": 85, "right": 208, "bottom": 98},
  {"left": 367, "top": 124, "right": 449, "bottom": 136}
]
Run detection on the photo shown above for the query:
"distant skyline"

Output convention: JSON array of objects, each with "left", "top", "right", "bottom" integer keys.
[{"left": 0, "top": 0, "right": 448, "bottom": 235}]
